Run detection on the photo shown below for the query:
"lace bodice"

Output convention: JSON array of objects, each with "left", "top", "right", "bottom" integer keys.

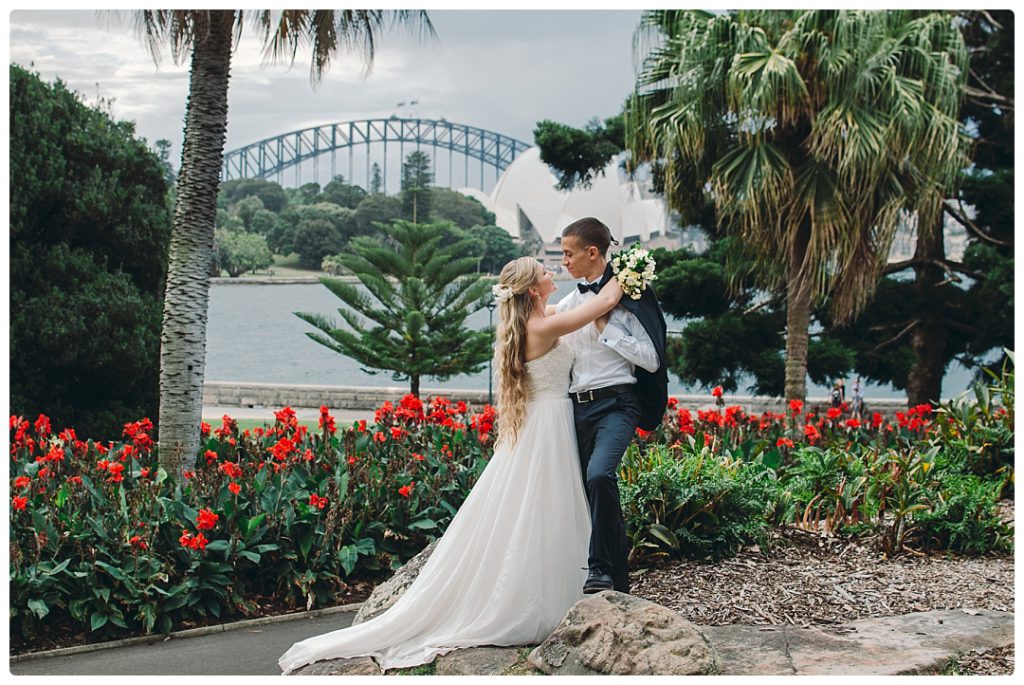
[{"left": 526, "top": 342, "right": 574, "bottom": 400}]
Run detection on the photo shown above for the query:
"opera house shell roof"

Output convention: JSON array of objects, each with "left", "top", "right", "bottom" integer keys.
[{"left": 458, "top": 147, "right": 669, "bottom": 245}]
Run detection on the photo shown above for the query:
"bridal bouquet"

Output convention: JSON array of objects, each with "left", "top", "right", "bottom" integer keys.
[{"left": 610, "top": 243, "right": 657, "bottom": 300}]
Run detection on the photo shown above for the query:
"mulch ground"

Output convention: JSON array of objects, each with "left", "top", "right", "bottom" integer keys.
[{"left": 631, "top": 501, "right": 1015, "bottom": 676}]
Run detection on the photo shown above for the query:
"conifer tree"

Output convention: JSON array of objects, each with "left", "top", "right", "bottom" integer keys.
[{"left": 295, "top": 220, "right": 493, "bottom": 396}]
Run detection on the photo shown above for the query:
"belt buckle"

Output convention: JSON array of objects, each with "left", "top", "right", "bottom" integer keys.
[{"left": 577, "top": 390, "right": 595, "bottom": 403}]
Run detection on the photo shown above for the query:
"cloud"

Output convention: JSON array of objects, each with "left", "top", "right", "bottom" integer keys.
[{"left": 9, "top": 9, "right": 642, "bottom": 167}]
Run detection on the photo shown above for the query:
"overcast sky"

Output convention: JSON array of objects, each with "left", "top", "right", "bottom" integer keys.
[{"left": 9, "top": 9, "right": 644, "bottom": 169}]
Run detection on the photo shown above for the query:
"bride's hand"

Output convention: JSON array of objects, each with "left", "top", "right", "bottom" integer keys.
[
  {"left": 595, "top": 312, "right": 610, "bottom": 333},
  {"left": 600, "top": 278, "right": 624, "bottom": 302}
]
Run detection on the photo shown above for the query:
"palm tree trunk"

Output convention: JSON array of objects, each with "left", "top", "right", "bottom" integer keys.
[
  {"left": 158, "top": 11, "right": 235, "bottom": 475},
  {"left": 784, "top": 219, "right": 812, "bottom": 401},
  {"left": 906, "top": 216, "right": 947, "bottom": 406}
]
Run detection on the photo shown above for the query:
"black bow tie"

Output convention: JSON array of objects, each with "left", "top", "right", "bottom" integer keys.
[{"left": 577, "top": 281, "right": 602, "bottom": 295}]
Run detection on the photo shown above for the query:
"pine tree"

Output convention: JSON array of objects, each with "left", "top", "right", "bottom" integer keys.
[
  {"left": 370, "top": 162, "right": 383, "bottom": 195},
  {"left": 401, "top": 150, "right": 433, "bottom": 223},
  {"left": 295, "top": 220, "right": 493, "bottom": 396}
]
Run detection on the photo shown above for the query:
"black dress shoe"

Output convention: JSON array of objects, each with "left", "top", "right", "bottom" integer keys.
[{"left": 583, "top": 570, "right": 613, "bottom": 594}]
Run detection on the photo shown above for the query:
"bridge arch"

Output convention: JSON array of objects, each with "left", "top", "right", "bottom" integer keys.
[{"left": 221, "top": 117, "right": 532, "bottom": 193}]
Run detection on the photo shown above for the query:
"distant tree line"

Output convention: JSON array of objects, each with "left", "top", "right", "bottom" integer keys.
[{"left": 213, "top": 149, "right": 527, "bottom": 276}]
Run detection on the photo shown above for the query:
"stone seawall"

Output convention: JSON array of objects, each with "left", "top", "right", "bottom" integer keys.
[{"left": 203, "top": 381, "right": 910, "bottom": 417}]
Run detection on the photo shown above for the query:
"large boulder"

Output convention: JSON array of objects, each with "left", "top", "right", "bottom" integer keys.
[
  {"left": 352, "top": 540, "right": 439, "bottom": 625},
  {"left": 528, "top": 591, "right": 718, "bottom": 675}
]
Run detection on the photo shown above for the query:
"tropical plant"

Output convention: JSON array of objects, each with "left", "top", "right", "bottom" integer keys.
[
  {"left": 295, "top": 220, "right": 494, "bottom": 396},
  {"left": 127, "top": 9, "right": 435, "bottom": 473},
  {"left": 626, "top": 9, "right": 971, "bottom": 402}
]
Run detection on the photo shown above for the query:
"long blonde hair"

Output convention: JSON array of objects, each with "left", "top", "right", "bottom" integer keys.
[{"left": 494, "top": 257, "right": 542, "bottom": 447}]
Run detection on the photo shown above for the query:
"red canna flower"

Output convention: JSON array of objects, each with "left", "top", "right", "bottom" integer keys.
[
  {"left": 789, "top": 399, "right": 803, "bottom": 415},
  {"left": 228, "top": 482, "right": 241, "bottom": 496},
  {"left": 219, "top": 461, "right": 243, "bottom": 479},
  {"left": 776, "top": 437, "right": 795, "bottom": 448},
  {"left": 711, "top": 386, "right": 723, "bottom": 398},
  {"left": 635, "top": 427, "right": 651, "bottom": 439},
  {"left": 308, "top": 493, "right": 328, "bottom": 509},
  {"left": 804, "top": 423, "right": 820, "bottom": 443},
  {"left": 398, "top": 482, "right": 415, "bottom": 498},
  {"left": 34, "top": 414, "right": 51, "bottom": 438},
  {"left": 14, "top": 475, "right": 30, "bottom": 489},
  {"left": 319, "top": 405, "right": 337, "bottom": 434},
  {"left": 356, "top": 419, "right": 367, "bottom": 433},
  {"left": 190, "top": 533, "right": 209, "bottom": 551},
  {"left": 140, "top": 467, "right": 151, "bottom": 478},
  {"left": 411, "top": 452, "right": 425, "bottom": 461},
  {"left": 67, "top": 476, "right": 82, "bottom": 486},
  {"left": 107, "top": 463, "right": 125, "bottom": 483},
  {"left": 204, "top": 449, "right": 219, "bottom": 465},
  {"left": 12, "top": 495, "right": 27, "bottom": 510},
  {"left": 347, "top": 455, "right": 356, "bottom": 465},
  {"left": 200, "top": 421, "right": 212, "bottom": 438},
  {"left": 129, "top": 535, "right": 148, "bottom": 550},
  {"left": 373, "top": 431, "right": 386, "bottom": 444},
  {"left": 826, "top": 407, "right": 842, "bottom": 420},
  {"left": 667, "top": 397, "right": 679, "bottom": 409},
  {"left": 845, "top": 418, "right": 862, "bottom": 429},
  {"left": 196, "top": 508, "right": 219, "bottom": 531}
]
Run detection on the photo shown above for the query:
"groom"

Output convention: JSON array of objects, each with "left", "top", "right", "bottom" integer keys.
[{"left": 556, "top": 217, "right": 668, "bottom": 595}]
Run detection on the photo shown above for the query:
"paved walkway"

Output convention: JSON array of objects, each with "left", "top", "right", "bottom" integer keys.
[
  {"left": 10, "top": 608, "right": 358, "bottom": 676},
  {"left": 202, "top": 405, "right": 373, "bottom": 424}
]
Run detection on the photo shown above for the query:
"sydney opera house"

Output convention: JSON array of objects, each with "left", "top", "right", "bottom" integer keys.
[{"left": 458, "top": 148, "right": 680, "bottom": 271}]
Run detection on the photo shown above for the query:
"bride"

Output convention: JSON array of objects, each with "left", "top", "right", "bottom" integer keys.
[{"left": 279, "top": 256, "right": 624, "bottom": 674}]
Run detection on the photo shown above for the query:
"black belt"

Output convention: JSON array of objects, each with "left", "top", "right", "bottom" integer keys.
[{"left": 570, "top": 384, "right": 634, "bottom": 403}]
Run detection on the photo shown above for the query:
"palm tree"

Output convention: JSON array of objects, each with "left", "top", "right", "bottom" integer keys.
[
  {"left": 627, "top": 10, "right": 969, "bottom": 401},
  {"left": 125, "top": 10, "right": 435, "bottom": 474}
]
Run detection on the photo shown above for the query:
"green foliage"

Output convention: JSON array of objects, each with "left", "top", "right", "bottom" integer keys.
[
  {"left": 354, "top": 193, "right": 403, "bottom": 235},
  {"left": 401, "top": 150, "right": 433, "bottom": 223},
  {"left": 218, "top": 178, "right": 288, "bottom": 213},
  {"left": 619, "top": 442, "right": 778, "bottom": 561},
  {"left": 292, "top": 218, "right": 347, "bottom": 269},
  {"left": 534, "top": 115, "right": 624, "bottom": 190},
  {"left": 9, "top": 64, "right": 170, "bottom": 440},
  {"left": 295, "top": 220, "right": 494, "bottom": 395},
  {"left": 321, "top": 175, "right": 368, "bottom": 209},
  {"left": 474, "top": 224, "right": 527, "bottom": 274},
  {"left": 429, "top": 187, "right": 496, "bottom": 229},
  {"left": 213, "top": 228, "right": 274, "bottom": 277}
]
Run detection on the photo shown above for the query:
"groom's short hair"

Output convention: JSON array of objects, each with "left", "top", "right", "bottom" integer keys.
[{"left": 561, "top": 217, "right": 616, "bottom": 255}]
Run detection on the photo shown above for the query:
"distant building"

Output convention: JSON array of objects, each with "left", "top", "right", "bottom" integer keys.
[{"left": 457, "top": 148, "right": 678, "bottom": 270}]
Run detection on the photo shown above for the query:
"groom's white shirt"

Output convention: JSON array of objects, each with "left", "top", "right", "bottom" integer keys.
[{"left": 557, "top": 275, "right": 659, "bottom": 394}]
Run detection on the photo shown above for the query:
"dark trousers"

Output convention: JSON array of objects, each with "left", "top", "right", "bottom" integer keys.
[{"left": 572, "top": 388, "right": 640, "bottom": 593}]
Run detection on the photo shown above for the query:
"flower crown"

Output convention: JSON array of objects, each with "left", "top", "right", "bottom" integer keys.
[{"left": 492, "top": 283, "right": 515, "bottom": 303}]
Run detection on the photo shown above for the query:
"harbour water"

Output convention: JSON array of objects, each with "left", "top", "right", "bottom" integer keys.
[{"left": 205, "top": 282, "right": 978, "bottom": 400}]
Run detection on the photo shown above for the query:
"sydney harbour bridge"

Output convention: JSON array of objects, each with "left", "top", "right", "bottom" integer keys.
[{"left": 221, "top": 117, "right": 532, "bottom": 193}]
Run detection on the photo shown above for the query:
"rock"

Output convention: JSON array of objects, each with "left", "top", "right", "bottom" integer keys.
[
  {"left": 434, "top": 646, "right": 525, "bottom": 675},
  {"left": 528, "top": 591, "right": 718, "bottom": 675},
  {"left": 290, "top": 656, "right": 381, "bottom": 675},
  {"left": 701, "top": 609, "right": 1015, "bottom": 675},
  {"left": 352, "top": 540, "right": 439, "bottom": 625}
]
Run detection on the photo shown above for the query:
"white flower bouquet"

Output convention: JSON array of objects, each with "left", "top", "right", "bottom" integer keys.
[{"left": 610, "top": 243, "right": 657, "bottom": 300}]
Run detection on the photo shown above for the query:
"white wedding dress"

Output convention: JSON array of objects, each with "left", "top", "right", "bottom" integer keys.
[{"left": 279, "top": 342, "right": 590, "bottom": 674}]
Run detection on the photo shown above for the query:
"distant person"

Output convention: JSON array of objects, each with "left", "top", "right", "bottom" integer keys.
[
  {"left": 830, "top": 378, "right": 845, "bottom": 409},
  {"left": 851, "top": 377, "right": 864, "bottom": 420}
]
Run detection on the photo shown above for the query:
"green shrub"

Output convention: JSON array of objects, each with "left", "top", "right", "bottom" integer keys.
[{"left": 619, "top": 441, "right": 778, "bottom": 561}]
